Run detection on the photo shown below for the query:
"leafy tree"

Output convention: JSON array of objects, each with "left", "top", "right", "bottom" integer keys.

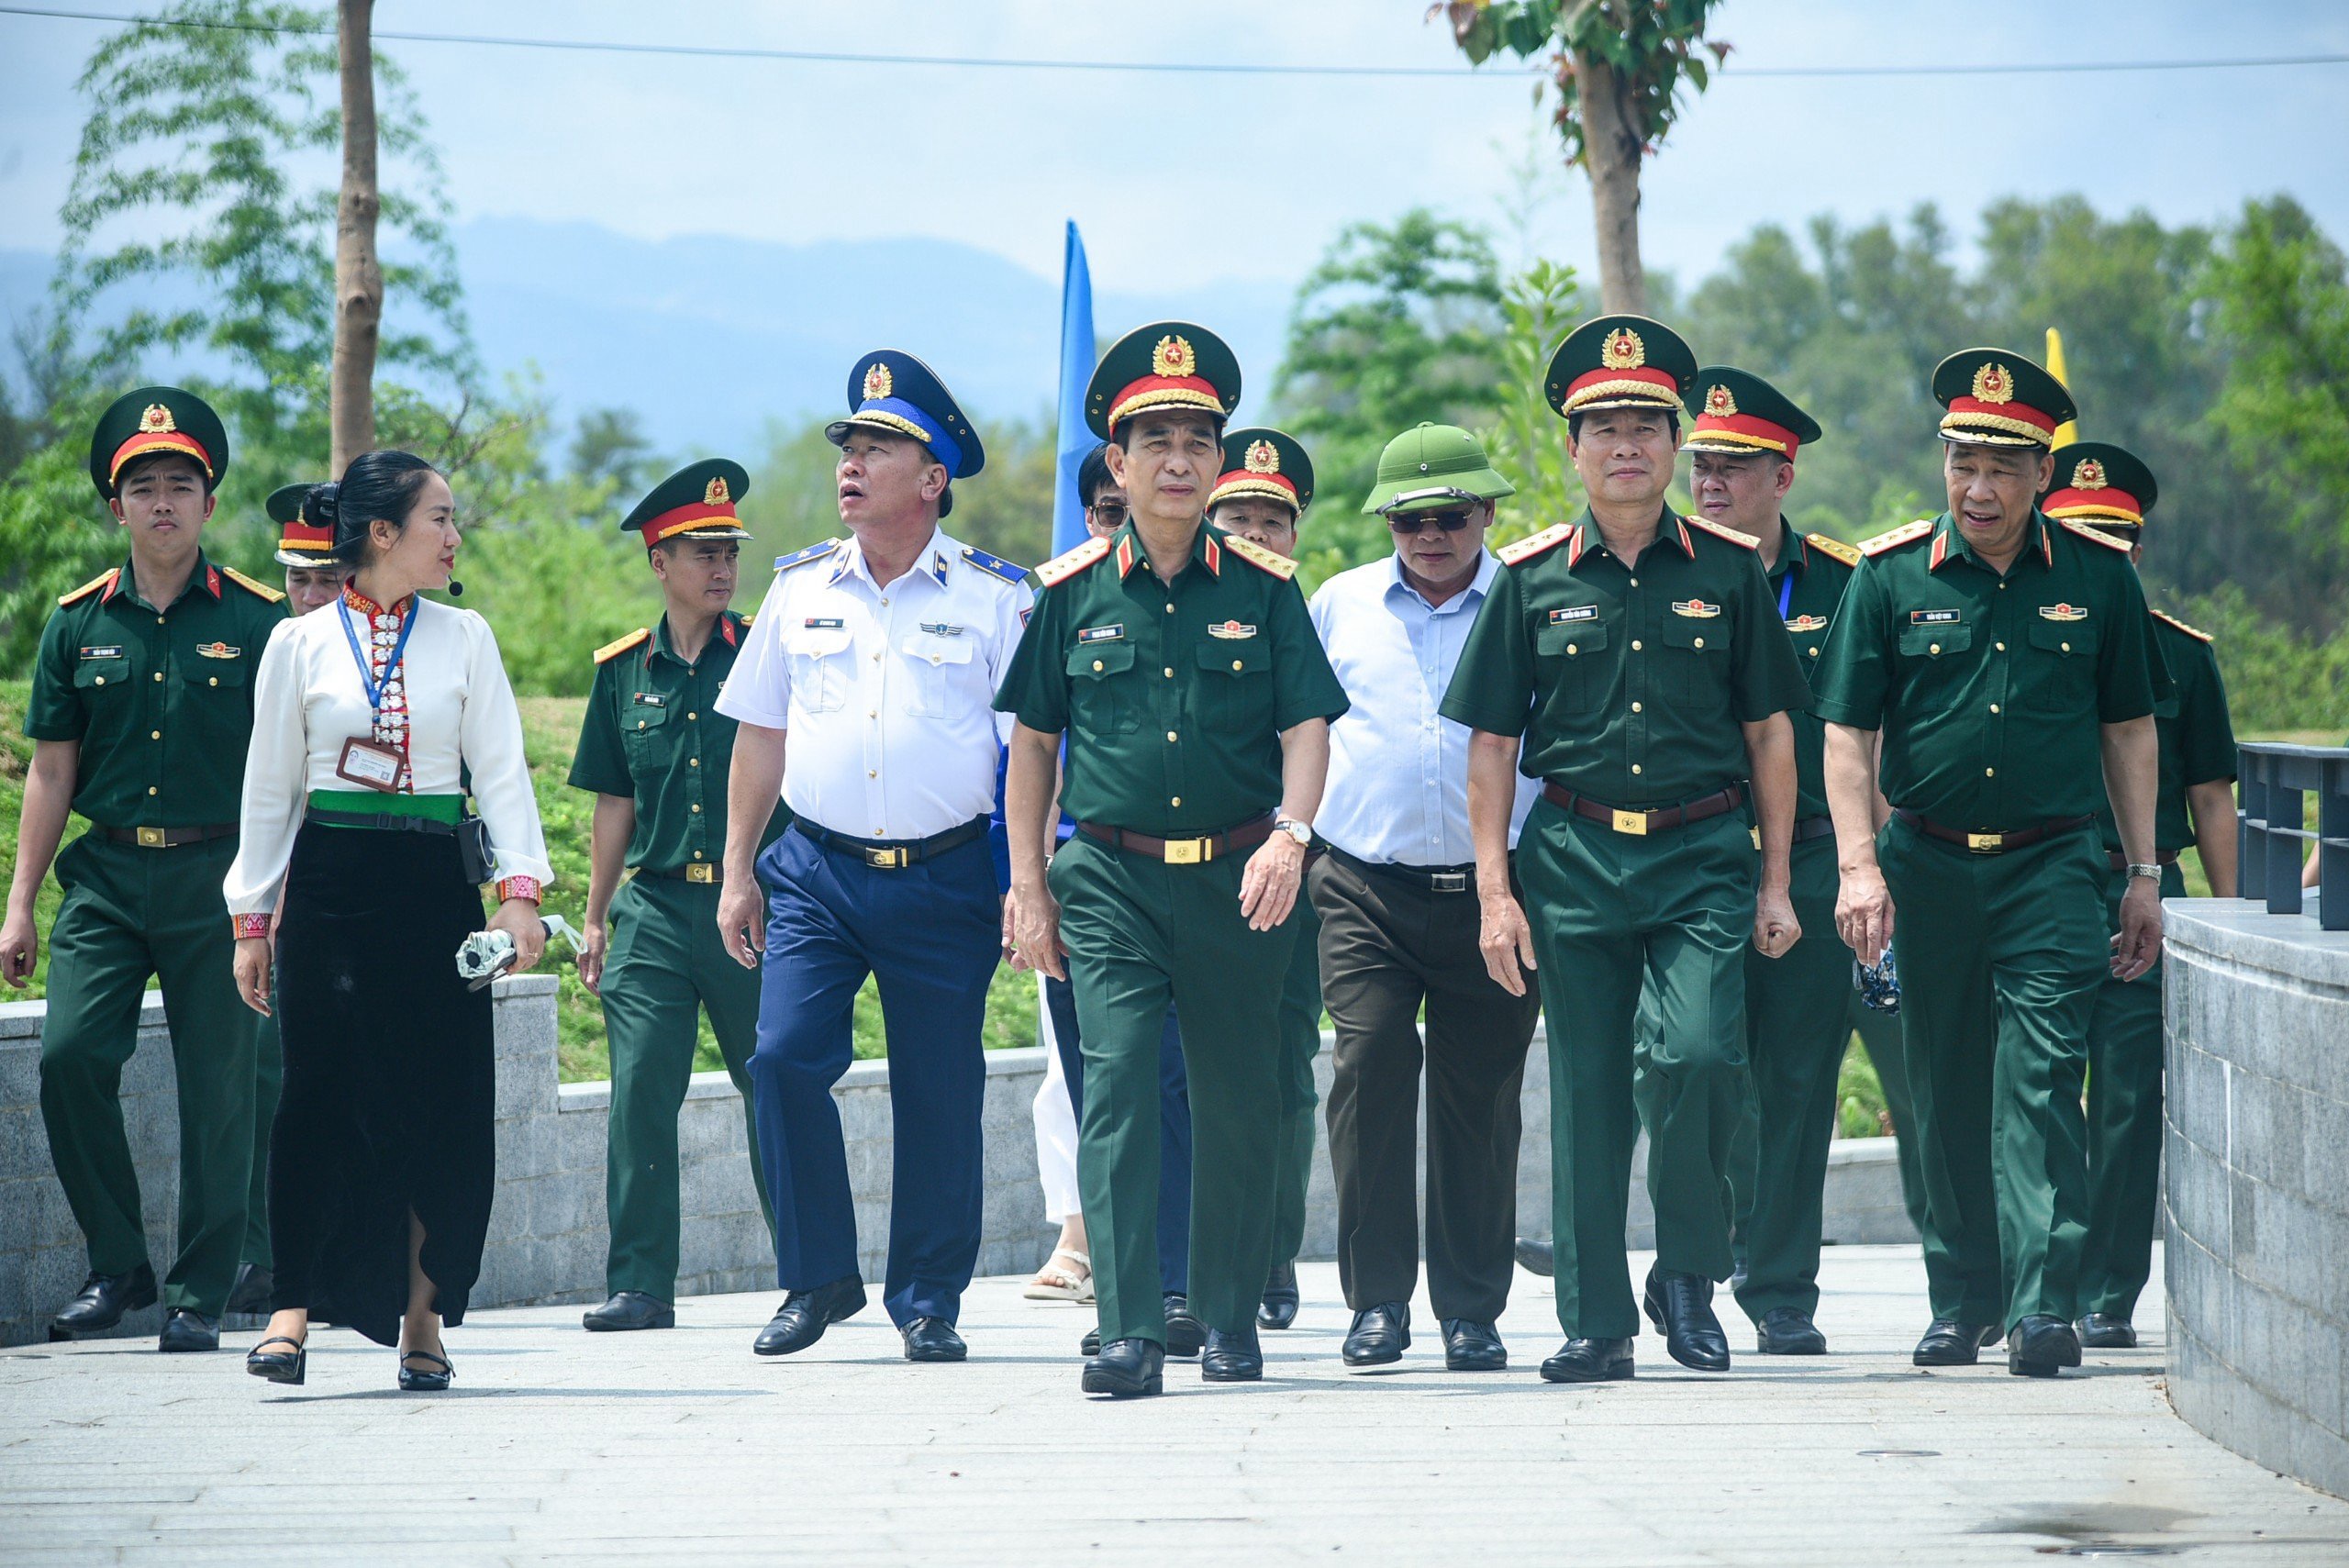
[
  {"left": 1484, "top": 257, "right": 1589, "bottom": 541},
  {"left": 569, "top": 407, "right": 659, "bottom": 496}
]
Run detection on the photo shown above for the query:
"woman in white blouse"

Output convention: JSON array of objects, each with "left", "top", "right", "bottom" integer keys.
[{"left": 226, "top": 450, "right": 551, "bottom": 1392}]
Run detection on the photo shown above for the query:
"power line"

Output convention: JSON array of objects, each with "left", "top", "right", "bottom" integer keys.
[{"left": 4, "top": 4, "right": 2346, "bottom": 81}]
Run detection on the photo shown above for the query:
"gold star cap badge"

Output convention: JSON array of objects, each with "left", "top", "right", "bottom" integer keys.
[
  {"left": 1602, "top": 328, "right": 1647, "bottom": 371},
  {"left": 139, "top": 403, "right": 177, "bottom": 434},
  {"left": 1152, "top": 334, "right": 1197, "bottom": 379},
  {"left": 704, "top": 475, "right": 731, "bottom": 506},
  {"left": 1971, "top": 361, "right": 2014, "bottom": 405},
  {"left": 1704, "top": 383, "right": 1737, "bottom": 417},
  {"left": 1243, "top": 439, "right": 1280, "bottom": 474},
  {"left": 862, "top": 361, "right": 894, "bottom": 401},
  {"left": 2073, "top": 458, "right": 2108, "bottom": 489}
]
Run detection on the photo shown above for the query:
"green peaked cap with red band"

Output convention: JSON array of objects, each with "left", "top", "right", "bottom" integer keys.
[
  {"left": 1085, "top": 320, "right": 1241, "bottom": 439},
  {"left": 621, "top": 458, "right": 753, "bottom": 545},
  {"left": 1208, "top": 427, "right": 1314, "bottom": 516},
  {"left": 267, "top": 480, "right": 337, "bottom": 565},
  {"left": 1681, "top": 366, "right": 1822, "bottom": 458},
  {"left": 1546, "top": 315, "right": 1698, "bottom": 417},
  {"left": 1932, "top": 348, "right": 2076, "bottom": 449},
  {"left": 88, "top": 384, "right": 228, "bottom": 501},
  {"left": 2042, "top": 441, "right": 2158, "bottom": 528}
]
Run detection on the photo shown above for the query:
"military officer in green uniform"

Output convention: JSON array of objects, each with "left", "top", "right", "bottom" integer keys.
[
  {"left": 569, "top": 459, "right": 785, "bottom": 1331},
  {"left": 2, "top": 386, "right": 286, "bottom": 1351},
  {"left": 999, "top": 323, "right": 1349, "bottom": 1396},
  {"left": 1814, "top": 350, "right": 2165, "bottom": 1378},
  {"left": 267, "top": 480, "right": 349, "bottom": 615},
  {"left": 1202, "top": 426, "right": 1323, "bottom": 1332},
  {"left": 2039, "top": 441, "right": 2238, "bottom": 1350},
  {"left": 1443, "top": 317, "right": 1809, "bottom": 1383}
]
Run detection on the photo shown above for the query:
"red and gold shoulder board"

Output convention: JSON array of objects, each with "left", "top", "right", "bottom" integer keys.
[
  {"left": 595, "top": 628, "right": 651, "bottom": 663},
  {"left": 221, "top": 565, "right": 285, "bottom": 603},
  {"left": 1860, "top": 518, "right": 1934, "bottom": 557},
  {"left": 59, "top": 568, "right": 118, "bottom": 606},
  {"left": 1805, "top": 531, "right": 1862, "bottom": 568},
  {"left": 1497, "top": 522, "right": 1573, "bottom": 566},
  {"left": 1685, "top": 514, "right": 1760, "bottom": 550},
  {"left": 1222, "top": 532, "right": 1298, "bottom": 581},
  {"left": 2153, "top": 609, "right": 2213, "bottom": 643},
  {"left": 1035, "top": 535, "right": 1113, "bottom": 588},
  {"left": 2061, "top": 517, "right": 2135, "bottom": 553}
]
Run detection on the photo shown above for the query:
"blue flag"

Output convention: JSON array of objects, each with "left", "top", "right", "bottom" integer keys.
[{"left": 1052, "top": 220, "right": 1097, "bottom": 556}]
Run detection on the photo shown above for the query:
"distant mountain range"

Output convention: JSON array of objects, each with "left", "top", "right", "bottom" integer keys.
[{"left": 0, "top": 218, "right": 1297, "bottom": 458}]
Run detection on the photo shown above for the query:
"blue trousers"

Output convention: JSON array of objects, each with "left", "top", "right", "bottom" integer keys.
[
  {"left": 1043, "top": 974, "right": 1191, "bottom": 1296},
  {"left": 748, "top": 825, "right": 1000, "bottom": 1327}
]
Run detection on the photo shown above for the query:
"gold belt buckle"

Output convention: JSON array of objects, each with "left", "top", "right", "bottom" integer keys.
[
  {"left": 1965, "top": 832, "right": 2003, "bottom": 853},
  {"left": 136, "top": 826, "right": 168, "bottom": 848},
  {"left": 1163, "top": 837, "right": 1206, "bottom": 865},
  {"left": 684, "top": 862, "right": 716, "bottom": 884},
  {"left": 1611, "top": 809, "right": 1649, "bottom": 837},
  {"left": 863, "top": 845, "right": 909, "bottom": 869}
]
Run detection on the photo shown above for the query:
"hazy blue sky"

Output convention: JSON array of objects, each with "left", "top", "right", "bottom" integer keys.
[{"left": 4, "top": 0, "right": 2346, "bottom": 297}]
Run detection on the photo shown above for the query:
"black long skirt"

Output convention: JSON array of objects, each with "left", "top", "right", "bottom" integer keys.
[{"left": 269, "top": 821, "right": 493, "bottom": 1346}]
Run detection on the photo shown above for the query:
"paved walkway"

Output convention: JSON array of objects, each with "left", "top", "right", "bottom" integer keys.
[{"left": 3, "top": 1245, "right": 2343, "bottom": 1565}]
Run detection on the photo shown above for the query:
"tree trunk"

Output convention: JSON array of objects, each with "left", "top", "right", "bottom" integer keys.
[
  {"left": 330, "top": 0, "right": 382, "bottom": 473},
  {"left": 1573, "top": 45, "right": 1647, "bottom": 315}
]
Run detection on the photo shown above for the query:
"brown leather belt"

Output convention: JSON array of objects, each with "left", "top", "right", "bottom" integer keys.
[
  {"left": 102, "top": 823, "right": 237, "bottom": 850},
  {"left": 1542, "top": 783, "right": 1744, "bottom": 838},
  {"left": 2106, "top": 849, "right": 2180, "bottom": 873},
  {"left": 1076, "top": 814, "right": 1275, "bottom": 865},
  {"left": 647, "top": 862, "right": 722, "bottom": 884},
  {"left": 1790, "top": 814, "right": 1836, "bottom": 845},
  {"left": 1893, "top": 808, "right": 2094, "bottom": 855}
]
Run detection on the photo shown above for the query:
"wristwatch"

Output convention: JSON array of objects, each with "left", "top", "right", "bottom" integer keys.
[
  {"left": 1274, "top": 816, "right": 1313, "bottom": 849},
  {"left": 2125, "top": 862, "right": 2162, "bottom": 882}
]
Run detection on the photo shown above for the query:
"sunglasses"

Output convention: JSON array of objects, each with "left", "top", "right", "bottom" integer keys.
[
  {"left": 1386, "top": 507, "right": 1477, "bottom": 535},
  {"left": 1088, "top": 501, "right": 1129, "bottom": 526}
]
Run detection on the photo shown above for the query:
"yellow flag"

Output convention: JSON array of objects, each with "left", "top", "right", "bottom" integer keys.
[{"left": 2044, "top": 328, "right": 2080, "bottom": 445}]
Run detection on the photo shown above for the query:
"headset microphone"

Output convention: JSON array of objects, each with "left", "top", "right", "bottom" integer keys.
[{"left": 446, "top": 579, "right": 464, "bottom": 597}]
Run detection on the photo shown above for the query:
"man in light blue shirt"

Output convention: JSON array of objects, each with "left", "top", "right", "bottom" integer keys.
[{"left": 1304, "top": 423, "right": 1542, "bottom": 1373}]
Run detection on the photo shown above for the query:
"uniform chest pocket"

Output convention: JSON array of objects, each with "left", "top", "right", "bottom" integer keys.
[
  {"left": 900, "top": 632, "right": 977, "bottom": 718},
  {"left": 72, "top": 652, "right": 133, "bottom": 695},
  {"left": 1533, "top": 617, "right": 1609, "bottom": 712},
  {"left": 1657, "top": 615, "right": 1729, "bottom": 705},
  {"left": 2024, "top": 618, "right": 2099, "bottom": 705},
  {"left": 1195, "top": 637, "right": 1271, "bottom": 731},
  {"left": 180, "top": 656, "right": 250, "bottom": 738},
  {"left": 1897, "top": 621, "right": 1974, "bottom": 660},
  {"left": 1067, "top": 639, "right": 1140, "bottom": 736},
  {"left": 785, "top": 627, "right": 854, "bottom": 715},
  {"left": 623, "top": 695, "right": 674, "bottom": 757}
]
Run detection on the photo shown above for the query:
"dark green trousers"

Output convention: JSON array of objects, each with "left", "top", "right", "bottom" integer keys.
[
  {"left": 601, "top": 873, "right": 774, "bottom": 1300},
  {"left": 1521, "top": 800, "right": 1753, "bottom": 1340},
  {"left": 1050, "top": 831, "right": 1298, "bottom": 1345},
  {"left": 39, "top": 833, "right": 258, "bottom": 1316},
  {"left": 1266, "top": 892, "right": 1321, "bottom": 1279},
  {"left": 2080, "top": 862, "right": 2185, "bottom": 1320},
  {"left": 1853, "top": 999, "right": 1928, "bottom": 1238},
  {"left": 243, "top": 1013, "right": 279, "bottom": 1269},
  {"left": 1881, "top": 816, "right": 2106, "bottom": 1329}
]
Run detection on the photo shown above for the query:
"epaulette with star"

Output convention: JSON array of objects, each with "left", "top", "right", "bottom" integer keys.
[
  {"left": 59, "top": 569, "right": 118, "bottom": 606},
  {"left": 1034, "top": 535, "right": 1112, "bottom": 588},
  {"left": 595, "top": 628, "right": 651, "bottom": 663},
  {"left": 1222, "top": 532, "right": 1297, "bottom": 581},
  {"left": 960, "top": 544, "right": 1027, "bottom": 586},
  {"left": 1497, "top": 522, "right": 1573, "bottom": 566},
  {"left": 2061, "top": 517, "right": 2135, "bottom": 553},
  {"left": 1686, "top": 515, "right": 1760, "bottom": 550},
  {"left": 221, "top": 565, "right": 285, "bottom": 604},
  {"left": 1805, "top": 531, "right": 1862, "bottom": 568},
  {"left": 1860, "top": 518, "right": 1935, "bottom": 557},
  {"left": 774, "top": 538, "right": 841, "bottom": 574},
  {"left": 2153, "top": 609, "right": 2214, "bottom": 643}
]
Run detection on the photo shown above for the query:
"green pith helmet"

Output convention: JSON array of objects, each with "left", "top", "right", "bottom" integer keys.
[
  {"left": 622, "top": 458, "right": 754, "bottom": 545},
  {"left": 88, "top": 385, "right": 229, "bottom": 501},
  {"left": 2043, "top": 441, "right": 2158, "bottom": 528},
  {"left": 1084, "top": 321, "right": 1241, "bottom": 439},
  {"left": 1545, "top": 315, "right": 1698, "bottom": 418},
  {"left": 1208, "top": 427, "right": 1314, "bottom": 517},
  {"left": 1932, "top": 348, "right": 2076, "bottom": 449},
  {"left": 1361, "top": 422, "right": 1516, "bottom": 516},
  {"left": 1681, "top": 366, "right": 1823, "bottom": 457}
]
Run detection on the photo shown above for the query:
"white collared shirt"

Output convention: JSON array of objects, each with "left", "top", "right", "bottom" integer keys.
[
  {"left": 1308, "top": 550, "right": 1537, "bottom": 865},
  {"left": 718, "top": 527, "right": 1032, "bottom": 840}
]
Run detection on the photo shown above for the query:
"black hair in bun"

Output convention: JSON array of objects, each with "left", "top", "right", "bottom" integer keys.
[
  {"left": 330, "top": 450, "right": 440, "bottom": 566},
  {"left": 303, "top": 481, "right": 340, "bottom": 528}
]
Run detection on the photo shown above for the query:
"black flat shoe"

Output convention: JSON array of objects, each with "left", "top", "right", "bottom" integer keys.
[
  {"left": 1079, "top": 1326, "right": 1101, "bottom": 1358},
  {"left": 2008, "top": 1315, "right": 2082, "bottom": 1378},
  {"left": 49, "top": 1263, "right": 157, "bottom": 1340},
  {"left": 1540, "top": 1337, "right": 1634, "bottom": 1383},
  {"left": 245, "top": 1334, "right": 306, "bottom": 1385},
  {"left": 1257, "top": 1261, "right": 1299, "bottom": 1330},
  {"left": 1200, "top": 1323, "right": 1263, "bottom": 1382},
  {"left": 1755, "top": 1307, "right": 1827, "bottom": 1356},
  {"left": 2078, "top": 1313, "right": 2137, "bottom": 1349},
  {"left": 583, "top": 1291, "right": 675, "bottom": 1332},
  {"left": 901, "top": 1317, "right": 967, "bottom": 1362},
  {"left": 1642, "top": 1267, "right": 1731, "bottom": 1372},
  {"left": 1442, "top": 1318, "right": 1507, "bottom": 1372},
  {"left": 751, "top": 1276, "right": 867, "bottom": 1356},
  {"left": 1341, "top": 1302, "right": 1411, "bottom": 1367},
  {"left": 157, "top": 1307, "right": 219, "bottom": 1353},
  {"left": 1082, "top": 1337, "right": 1164, "bottom": 1397},
  {"left": 1513, "top": 1237, "right": 1554, "bottom": 1278},
  {"left": 1913, "top": 1318, "right": 2002, "bottom": 1366},
  {"left": 1163, "top": 1294, "right": 1206, "bottom": 1358},
  {"left": 223, "top": 1263, "right": 274, "bottom": 1317},
  {"left": 397, "top": 1348, "right": 453, "bottom": 1392}
]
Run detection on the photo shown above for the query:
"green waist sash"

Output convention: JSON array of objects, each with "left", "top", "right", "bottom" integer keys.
[{"left": 307, "top": 789, "right": 464, "bottom": 825}]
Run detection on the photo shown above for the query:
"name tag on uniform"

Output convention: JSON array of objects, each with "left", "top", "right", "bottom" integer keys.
[
  {"left": 919, "top": 622, "right": 963, "bottom": 637},
  {"left": 1671, "top": 599, "right": 1720, "bottom": 618},
  {"left": 79, "top": 644, "right": 125, "bottom": 660},
  {"left": 1206, "top": 620, "right": 1257, "bottom": 639},
  {"left": 632, "top": 692, "right": 667, "bottom": 707},
  {"left": 803, "top": 617, "right": 845, "bottom": 629},
  {"left": 334, "top": 735, "right": 405, "bottom": 793},
  {"left": 1909, "top": 608, "right": 1962, "bottom": 625},
  {"left": 1548, "top": 606, "right": 1598, "bottom": 624},
  {"left": 2038, "top": 603, "right": 2089, "bottom": 621},
  {"left": 1078, "top": 624, "right": 1124, "bottom": 643}
]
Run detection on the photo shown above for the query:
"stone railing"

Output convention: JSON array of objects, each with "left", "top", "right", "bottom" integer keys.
[{"left": 1, "top": 979, "right": 1917, "bottom": 1347}]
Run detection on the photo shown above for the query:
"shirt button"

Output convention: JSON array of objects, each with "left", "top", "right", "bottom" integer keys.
[
  {"left": 1566, "top": 644, "right": 1577, "bottom": 656},
  {"left": 692, "top": 851, "right": 703, "bottom": 861},
  {"left": 148, "top": 785, "right": 158, "bottom": 795},
  {"left": 638, "top": 720, "right": 646, "bottom": 730},
  {"left": 1990, "top": 703, "right": 2000, "bottom": 714},
  {"left": 1230, "top": 660, "right": 1242, "bottom": 672},
  {"left": 1930, "top": 643, "right": 1941, "bottom": 655},
  {"left": 208, "top": 676, "right": 218, "bottom": 687},
  {"left": 1170, "top": 795, "right": 1181, "bottom": 807},
  {"left": 150, "top": 729, "right": 160, "bottom": 740},
  {"left": 687, "top": 712, "right": 696, "bottom": 720},
  {"left": 1629, "top": 578, "right": 1639, "bottom": 588},
  {"left": 154, "top": 672, "right": 164, "bottom": 683},
  {"left": 880, "top": 596, "right": 890, "bottom": 606},
  {"left": 1163, "top": 604, "right": 1174, "bottom": 614},
  {"left": 1631, "top": 701, "right": 1642, "bottom": 713},
  {"left": 94, "top": 676, "right": 106, "bottom": 686},
  {"left": 868, "top": 769, "right": 877, "bottom": 779},
  {"left": 690, "top": 803, "right": 701, "bottom": 813},
  {"left": 1985, "top": 767, "right": 1996, "bottom": 777},
  {"left": 1692, "top": 637, "right": 1704, "bottom": 650},
  {"left": 156, "top": 616, "right": 164, "bottom": 625},
  {"left": 1631, "top": 639, "right": 1642, "bottom": 651},
  {"left": 1995, "top": 641, "right": 2007, "bottom": 652},
  {"left": 1163, "top": 667, "right": 1174, "bottom": 678},
  {"left": 1093, "top": 660, "right": 1105, "bottom": 672},
  {"left": 1808, "top": 645, "right": 1819, "bottom": 656},
  {"left": 2061, "top": 640, "right": 2071, "bottom": 652},
  {"left": 1166, "top": 731, "right": 1178, "bottom": 742},
  {"left": 1631, "top": 764, "right": 1642, "bottom": 775},
  {"left": 688, "top": 757, "right": 698, "bottom": 767}
]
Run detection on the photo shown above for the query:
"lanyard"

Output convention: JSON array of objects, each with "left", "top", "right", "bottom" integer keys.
[
  {"left": 339, "top": 596, "right": 417, "bottom": 717},
  {"left": 1776, "top": 569, "right": 1795, "bottom": 620}
]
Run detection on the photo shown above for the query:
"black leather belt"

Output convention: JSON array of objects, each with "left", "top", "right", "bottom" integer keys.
[
  {"left": 1325, "top": 845, "right": 1475, "bottom": 894},
  {"left": 792, "top": 817, "right": 987, "bottom": 869},
  {"left": 2106, "top": 848, "right": 2180, "bottom": 873},
  {"left": 101, "top": 823, "right": 237, "bottom": 849},
  {"left": 1894, "top": 808, "right": 2095, "bottom": 854},
  {"left": 1791, "top": 815, "right": 1836, "bottom": 844},
  {"left": 305, "top": 806, "right": 457, "bottom": 837},
  {"left": 646, "top": 862, "right": 722, "bottom": 884},
  {"left": 1542, "top": 783, "right": 1745, "bottom": 837}
]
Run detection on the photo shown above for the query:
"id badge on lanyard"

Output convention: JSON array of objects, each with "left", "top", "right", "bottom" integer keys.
[{"left": 336, "top": 597, "right": 417, "bottom": 792}]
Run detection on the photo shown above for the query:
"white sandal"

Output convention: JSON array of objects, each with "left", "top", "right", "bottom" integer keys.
[{"left": 1022, "top": 1247, "right": 1094, "bottom": 1302}]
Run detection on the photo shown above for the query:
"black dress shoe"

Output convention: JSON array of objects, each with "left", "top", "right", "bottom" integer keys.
[
  {"left": 2078, "top": 1313, "right": 2137, "bottom": 1349},
  {"left": 245, "top": 1333, "right": 306, "bottom": 1385},
  {"left": 901, "top": 1317, "right": 967, "bottom": 1362},
  {"left": 1257, "top": 1260, "right": 1300, "bottom": 1330},
  {"left": 1755, "top": 1307, "right": 1828, "bottom": 1355},
  {"left": 223, "top": 1262, "right": 274, "bottom": 1317},
  {"left": 1163, "top": 1294, "right": 1206, "bottom": 1358},
  {"left": 1201, "top": 1323, "right": 1264, "bottom": 1382},
  {"left": 2008, "top": 1314, "right": 2082, "bottom": 1378},
  {"left": 1341, "top": 1302, "right": 1411, "bottom": 1367},
  {"left": 583, "top": 1291, "right": 676, "bottom": 1331},
  {"left": 397, "top": 1348, "right": 453, "bottom": 1391},
  {"left": 1079, "top": 1326, "right": 1101, "bottom": 1357},
  {"left": 1082, "top": 1337, "right": 1164, "bottom": 1397},
  {"left": 1513, "top": 1237, "right": 1554, "bottom": 1277},
  {"left": 1912, "top": 1318, "right": 2002, "bottom": 1366},
  {"left": 1540, "top": 1337, "right": 1634, "bottom": 1382},
  {"left": 157, "top": 1307, "right": 219, "bottom": 1352},
  {"left": 1642, "top": 1267, "right": 1731, "bottom": 1372},
  {"left": 751, "top": 1275, "right": 866, "bottom": 1356},
  {"left": 49, "top": 1263, "right": 158, "bottom": 1340},
  {"left": 1442, "top": 1318, "right": 1507, "bottom": 1372}
]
